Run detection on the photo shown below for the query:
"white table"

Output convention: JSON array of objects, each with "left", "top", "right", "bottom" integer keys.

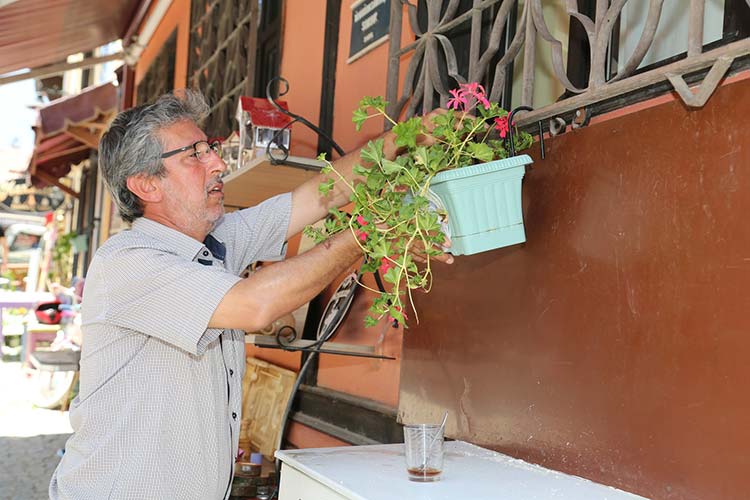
[{"left": 275, "top": 441, "right": 649, "bottom": 500}]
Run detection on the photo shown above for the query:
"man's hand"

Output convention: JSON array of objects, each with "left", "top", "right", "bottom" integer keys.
[
  {"left": 382, "top": 108, "right": 448, "bottom": 160},
  {"left": 408, "top": 233, "right": 454, "bottom": 265}
]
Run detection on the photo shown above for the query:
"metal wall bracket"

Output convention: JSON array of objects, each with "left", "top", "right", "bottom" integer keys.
[{"left": 245, "top": 334, "right": 395, "bottom": 360}]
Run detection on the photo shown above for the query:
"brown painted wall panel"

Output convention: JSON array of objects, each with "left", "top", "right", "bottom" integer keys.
[{"left": 399, "top": 74, "right": 750, "bottom": 500}]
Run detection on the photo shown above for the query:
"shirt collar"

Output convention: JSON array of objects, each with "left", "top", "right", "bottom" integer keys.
[{"left": 131, "top": 217, "right": 224, "bottom": 262}]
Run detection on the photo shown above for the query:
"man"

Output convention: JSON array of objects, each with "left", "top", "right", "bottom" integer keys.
[{"left": 49, "top": 90, "right": 450, "bottom": 499}]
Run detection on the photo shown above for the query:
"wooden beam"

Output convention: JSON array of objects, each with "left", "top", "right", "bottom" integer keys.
[
  {"left": 36, "top": 144, "right": 89, "bottom": 164},
  {"left": 0, "top": 52, "right": 124, "bottom": 86},
  {"left": 65, "top": 125, "right": 100, "bottom": 149},
  {"left": 33, "top": 169, "right": 79, "bottom": 198},
  {"left": 83, "top": 121, "right": 111, "bottom": 131},
  {"left": 34, "top": 133, "right": 71, "bottom": 154}
]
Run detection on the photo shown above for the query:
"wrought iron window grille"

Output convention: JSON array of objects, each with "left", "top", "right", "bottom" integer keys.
[{"left": 386, "top": 0, "right": 750, "bottom": 136}]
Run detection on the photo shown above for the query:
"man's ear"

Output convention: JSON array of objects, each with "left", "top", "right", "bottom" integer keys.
[{"left": 126, "top": 174, "right": 162, "bottom": 204}]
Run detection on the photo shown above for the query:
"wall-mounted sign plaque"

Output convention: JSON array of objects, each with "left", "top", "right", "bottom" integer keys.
[{"left": 348, "top": 0, "right": 390, "bottom": 63}]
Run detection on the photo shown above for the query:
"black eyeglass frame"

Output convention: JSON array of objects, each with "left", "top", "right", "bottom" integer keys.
[{"left": 160, "top": 140, "right": 222, "bottom": 161}]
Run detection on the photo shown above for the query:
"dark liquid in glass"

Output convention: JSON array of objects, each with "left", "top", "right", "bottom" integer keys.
[{"left": 407, "top": 467, "right": 441, "bottom": 482}]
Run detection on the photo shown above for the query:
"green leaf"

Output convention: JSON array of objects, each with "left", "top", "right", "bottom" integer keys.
[
  {"left": 513, "top": 130, "right": 534, "bottom": 153},
  {"left": 392, "top": 117, "right": 423, "bottom": 149},
  {"left": 388, "top": 305, "right": 406, "bottom": 324},
  {"left": 467, "top": 142, "right": 495, "bottom": 162},
  {"left": 303, "top": 225, "right": 327, "bottom": 244},
  {"left": 370, "top": 240, "right": 391, "bottom": 259},
  {"left": 383, "top": 266, "right": 401, "bottom": 285},
  {"left": 352, "top": 108, "right": 369, "bottom": 131},
  {"left": 381, "top": 159, "right": 402, "bottom": 175},
  {"left": 488, "top": 139, "right": 509, "bottom": 160},
  {"left": 359, "top": 95, "right": 387, "bottom": 111},
  {"left": 417, "top": 209, "right": 438, "bottom": 230},
  {"left": 318, "top": 178, "right": 335, "bottom": 196},
  {"left": 366, "top": 170, "right": 386, "bottom": 191},
  {"left": 360, "top": 139, "right": 384, "bottom": 165},
  {"left": 364, "top": 315, "right": 379, "bottom": 327}
]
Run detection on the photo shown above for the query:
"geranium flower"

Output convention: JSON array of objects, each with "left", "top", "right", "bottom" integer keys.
[
  {"left": 379, "top": 257, "right": 393, "bottom": 275},
  {"left": 388, "top": 306, "right": 408, "bottom": 324},
  {"left": 379, "top": 255, "right": 399, "bottom": 275},
  {"left": 494, "top": 116, "right": 510, "bottom": 138},
  {"left": 446, "top": 88, "right": 467, "bottom": 110},
  {"left": 356, "top": 230, "right": 368, "bottom": 241},
  {"left": 356, "top": 215, "right": 368, "bottom": 226},
  {"left": 463, "top": 82, "right": 485, "bottom": 95},
  {"left": 460, "top": 82, "right": 490, "bottom": 110}
]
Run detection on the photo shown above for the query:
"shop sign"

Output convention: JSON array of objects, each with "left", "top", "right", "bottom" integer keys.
[
  {"left": 0, "top": 178, "right": 65, "bottom": 212},
  {"left": 348, "top": 0, "right": 390, "bottom": 63}
]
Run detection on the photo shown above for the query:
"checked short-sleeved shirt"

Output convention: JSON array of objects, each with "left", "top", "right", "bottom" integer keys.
[{"left": 49, "top": 193, "right": 291, "bottom": 500}]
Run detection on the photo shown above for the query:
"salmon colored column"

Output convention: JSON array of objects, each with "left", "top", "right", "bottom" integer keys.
[{"left": 279, "top": 0, "right": 327, "bottom": 159}]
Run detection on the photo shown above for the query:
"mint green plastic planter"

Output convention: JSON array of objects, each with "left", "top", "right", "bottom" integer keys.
[{"left": 430, "top": 154, "right": 532, "bottom": 255}]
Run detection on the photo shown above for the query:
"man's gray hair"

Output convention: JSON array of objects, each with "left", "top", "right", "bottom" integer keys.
[{"left": 99, "top": 90, "right": 210, "bottom": 223}]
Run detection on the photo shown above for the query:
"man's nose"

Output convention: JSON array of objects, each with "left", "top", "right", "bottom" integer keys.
[{"left": 207, "top": 153, "right": 227, "bottom": 176}]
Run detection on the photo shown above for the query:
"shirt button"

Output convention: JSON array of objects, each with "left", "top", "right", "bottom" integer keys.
[
  {"left": 229, "top": 369, "right": 234, "bottom": 376},
  {"left": 203, "top": 250, "right": 209, "bottom": 256},
  {"left": 232, "top": 412, "right": 237, "bottom": 420}
]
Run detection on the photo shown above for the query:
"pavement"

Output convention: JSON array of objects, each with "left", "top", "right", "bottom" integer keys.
[{"left": 0, "top": 359, "right": 73, "bottom": 500}]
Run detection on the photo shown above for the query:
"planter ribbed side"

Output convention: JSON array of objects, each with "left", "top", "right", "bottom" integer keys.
[{"left": 430, "top": 154, "right": 532, "bottom": 256}]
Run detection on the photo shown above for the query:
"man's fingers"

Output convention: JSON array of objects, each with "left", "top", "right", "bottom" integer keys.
[
  {"left": 432, "top": 252, "right": 454, "bottom": 264},
  {"left": 407, "top": 237, "right": 455, "bottom": 265}
]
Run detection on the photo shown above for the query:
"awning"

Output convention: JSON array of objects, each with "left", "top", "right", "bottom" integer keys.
[
  {"left": 0, "top": 0, "right": 142, "bottom": 76},
  {"left": 29, "top": 82, "right": 118, "bottom": 197}
]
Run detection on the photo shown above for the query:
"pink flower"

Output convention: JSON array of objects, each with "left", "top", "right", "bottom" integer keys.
[
  {"left": 494, "top": 116, "right": 510, "bottom": 138},
  {"left": 446, "top": 88, "right": 467, "bottom": 110},
  {"left": 388, "top": 306, "right": 408, "bottom": 324},
  {"left": 356, "top": 215, "right": 368, "bottom": 226},
  {"left": 446, "top": 82, "right": 491, "bottom": 111},
  {"left": 379, "top": 258, "right": 392, "bottom": 275},
  {"left": 463, "top": 82, "right": 485, "bottom": 96},
  {"left": 379, "top": 255, "right": 399, "bottom": 275},
  {"left": 356, "top": 230, "right": 368, "bottom": 242}
]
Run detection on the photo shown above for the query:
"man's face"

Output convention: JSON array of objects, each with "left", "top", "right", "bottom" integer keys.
[{"left": 154, "top": 120, "right": 227, "bottom": 238}]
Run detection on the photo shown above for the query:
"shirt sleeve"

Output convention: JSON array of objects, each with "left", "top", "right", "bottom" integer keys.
[
  {"left": 213, "top": 192, "right": 293, "bottom": 275},
  {"left": 100, "top": 246, "right": 241, "bottom": 355}
]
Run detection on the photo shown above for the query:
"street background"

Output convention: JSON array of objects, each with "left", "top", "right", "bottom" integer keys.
[{"left": 0, "top": 360, "right": 73, "bottom": 500}]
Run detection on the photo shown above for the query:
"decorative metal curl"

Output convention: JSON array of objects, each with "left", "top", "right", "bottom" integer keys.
[
  {"left": 571, "top": 107, "right": 591, "bottom": 129},
  {"left": 548, "top": 117, "right": 567, "bottom": 136},
  {"left": 264, "top": 76, "right": 346, "bottom": 164}
]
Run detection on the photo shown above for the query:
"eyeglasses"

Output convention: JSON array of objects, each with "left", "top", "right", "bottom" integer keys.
[{"left": 161, "top": 140, "right": 222, "bottom": 163}]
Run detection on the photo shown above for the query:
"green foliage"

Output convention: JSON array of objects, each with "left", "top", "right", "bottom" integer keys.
[
  {"left": 307, "top": 84, "right": 534, "bottom": 327},
  {"left": 51, "top": 231, "right": 75, "bottom": 285}
]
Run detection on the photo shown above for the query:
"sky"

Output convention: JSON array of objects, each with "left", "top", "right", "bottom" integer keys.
[{"left": 0, "top": 77, "right": 41, "bottom": 182}]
